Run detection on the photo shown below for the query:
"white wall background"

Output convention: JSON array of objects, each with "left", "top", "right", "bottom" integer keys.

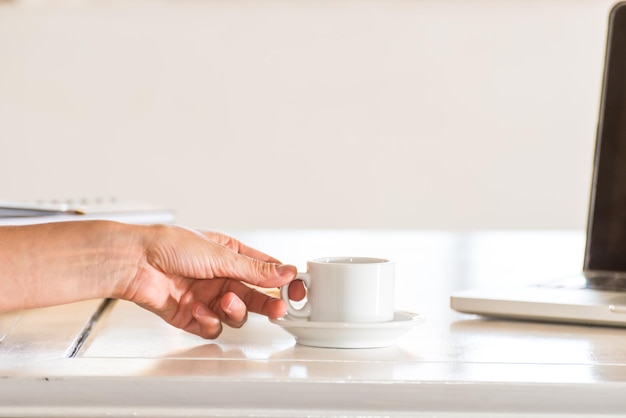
[{"left": 0, "top": 0, "right": 615, "bottom": 230}]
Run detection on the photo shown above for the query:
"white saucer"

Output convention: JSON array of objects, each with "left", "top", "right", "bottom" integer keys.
[{"left": 269, "top": 311, "right": 425, "bottom": 349}]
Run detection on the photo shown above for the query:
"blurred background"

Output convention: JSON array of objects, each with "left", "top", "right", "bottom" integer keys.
[{"left": 0, "top": 0, "right": 615, "bottom": 230}]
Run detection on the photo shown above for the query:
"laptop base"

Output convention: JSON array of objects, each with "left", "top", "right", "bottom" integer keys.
[{"left": 450, "top": 275, "right": 626, "bottom": 328}]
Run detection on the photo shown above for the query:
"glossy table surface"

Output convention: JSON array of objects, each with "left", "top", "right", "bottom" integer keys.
[{"left": 2, "top": 230, "right": 626, "bottom": 417}]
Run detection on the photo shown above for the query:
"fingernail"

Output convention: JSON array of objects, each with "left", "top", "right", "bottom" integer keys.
[
  {"left": 225, "top": 296, "right": 244, "bottom": 314},
  {"left": 195, "top": 304, "right": 210, "bottom": 317},
  {"left": 276, "top": 264, "right": 296, "bottom": 279}
]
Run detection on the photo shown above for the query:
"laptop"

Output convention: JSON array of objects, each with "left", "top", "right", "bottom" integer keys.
[{"left": 450, "top": 2, "right": 626, "bottom": 327}]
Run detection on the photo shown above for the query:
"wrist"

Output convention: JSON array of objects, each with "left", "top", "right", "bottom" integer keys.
[{"left": 102, "top": 221, "right": 155, "bottom": 301}]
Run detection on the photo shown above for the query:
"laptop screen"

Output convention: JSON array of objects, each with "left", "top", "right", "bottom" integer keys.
[{"left": 585, "top": 2, "right": 626, "bottom": 280}]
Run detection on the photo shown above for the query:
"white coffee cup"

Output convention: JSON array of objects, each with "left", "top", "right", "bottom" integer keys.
[{"left": 280, "top": 257, "right": 395, "bottom": 323}]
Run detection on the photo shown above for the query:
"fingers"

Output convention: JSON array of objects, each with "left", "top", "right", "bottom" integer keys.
[
  {"left": 288, "top": 279, "right": 306, "bottom": 301},
  {"left": 187, "top": 295, "right": 246, "bottom": 339},
  {"left": 187, "top": 287, "right": 286, "bottom": 339},
  {"left": 215, "top": 284, "right": 287, "bottom": 323},
  {"left": 219, "top": 292, "right": 247, "bottom": 327},
  {"left": 188, "top": 295, "right": 249, "bottom": 339},
  {"left": 222, "top": 282, "right": 287, "bottom": 319},
  {"left": 189, "top": 303, "right": 223, "bottom": 339}
]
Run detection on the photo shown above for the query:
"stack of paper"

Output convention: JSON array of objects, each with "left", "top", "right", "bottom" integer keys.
[{"left": 0, "top": 198, "right": 175, "bottom": 226}]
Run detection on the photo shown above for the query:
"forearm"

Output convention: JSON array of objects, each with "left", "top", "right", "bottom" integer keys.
[{"left": 0, "top": 221, "right": 145, "bottom": 312}]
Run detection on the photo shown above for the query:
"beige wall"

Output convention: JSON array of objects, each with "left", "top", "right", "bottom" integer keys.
[{"left": 0, "top": 0, "right": 615, "bottom": 230}]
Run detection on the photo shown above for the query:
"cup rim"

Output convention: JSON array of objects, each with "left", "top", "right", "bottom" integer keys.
[{"left": 309, "top": 256, "right": 391, "bottom": 265}]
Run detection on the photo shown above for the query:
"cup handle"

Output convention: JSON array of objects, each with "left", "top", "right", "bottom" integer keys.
[{"left": 280, "top": 272, "right": 311, "bottom": 318}]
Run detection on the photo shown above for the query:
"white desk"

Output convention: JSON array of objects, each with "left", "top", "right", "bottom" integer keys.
[{"left": 2, "top": 230, "right": 626, "bottom": 417}]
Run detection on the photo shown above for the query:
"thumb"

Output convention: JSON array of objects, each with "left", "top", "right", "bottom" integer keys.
[
  {"left": 145, "top": 225, "right": 297, "bottom": 287},
  {"left": 210, "top": 245, "right": 297, "bottom": 288}
]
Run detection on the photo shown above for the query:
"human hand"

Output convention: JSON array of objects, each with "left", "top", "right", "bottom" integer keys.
[{"left": 121, "top": 226, "right": 297, "bottom": 339}]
